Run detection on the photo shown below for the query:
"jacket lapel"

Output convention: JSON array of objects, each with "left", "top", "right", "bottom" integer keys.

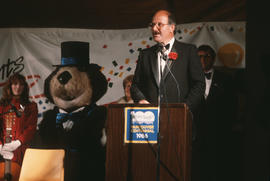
[{"left": 150, "top": 46, "right": 159, "bottom": 88}]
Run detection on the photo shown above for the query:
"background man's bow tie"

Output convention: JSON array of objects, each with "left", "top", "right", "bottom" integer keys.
[{"left": 205, "top": 72, "right": 212, "bottom": 79}]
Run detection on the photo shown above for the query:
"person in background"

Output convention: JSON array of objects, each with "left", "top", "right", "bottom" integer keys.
[
  {"left": 0, "top": 73, "right": 38, "bottom": 167},
  {"left": 106, "top": 74, "right": 134, "bottom": 105},
  {"left": 194, "top": 44, "right": 237, "bottom": 181},
  {"left": 115, "top": 74, "right": 134, "bottom": 104}
]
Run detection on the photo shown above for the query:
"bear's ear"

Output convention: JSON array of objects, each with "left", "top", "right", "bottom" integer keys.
[
  {"left": 44, "top": 67, "right": 60, "bottom": 103},
  {"left": 86, "top": 64, "right": 108, "bottom": 103}
]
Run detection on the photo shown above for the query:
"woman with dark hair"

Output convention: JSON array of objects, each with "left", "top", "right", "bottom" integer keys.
[{"left": 0, "top": 73, "right": 38, "bottom": 178}]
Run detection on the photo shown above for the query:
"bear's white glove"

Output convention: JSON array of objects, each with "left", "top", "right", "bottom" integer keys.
[
  {"left": 0, "top": 150, "right": 14, "bottom": 160},
  {"left": 2, "top": 140, "right": 21, "bottom": 152}
]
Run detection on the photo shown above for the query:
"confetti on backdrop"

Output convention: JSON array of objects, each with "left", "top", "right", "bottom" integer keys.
[{"left": 0, "top": 21, "right": 245, "bottom": 112}]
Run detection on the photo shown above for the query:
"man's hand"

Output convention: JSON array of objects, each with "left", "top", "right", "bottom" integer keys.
[{"left": 139, "top": 100, "right": 150, "bottom": 104}]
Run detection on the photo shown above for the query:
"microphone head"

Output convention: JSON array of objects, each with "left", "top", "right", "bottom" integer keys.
[
  {"left": 157, "top": 43, "right": 168, "bottom": 57},
  {"left": 157, "top": 42, "right": 165, "bottom": 48},
  {"left": 157, "top": 42, "right": 165, "bottom": 47},
  {"left": 156, "top": 43, "right": 162, "bottom": 53},
  {"left": 156, "top": 42, "right": 165, "bottom": 52}
]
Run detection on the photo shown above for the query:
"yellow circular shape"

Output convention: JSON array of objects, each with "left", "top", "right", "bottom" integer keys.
[{"left": 217, "top": 43, "right": 244, "bottom": 68}]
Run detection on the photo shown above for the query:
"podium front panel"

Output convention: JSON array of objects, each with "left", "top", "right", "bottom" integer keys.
[{"left": 105, "top": 103, "right": 192, "bottom": 181}]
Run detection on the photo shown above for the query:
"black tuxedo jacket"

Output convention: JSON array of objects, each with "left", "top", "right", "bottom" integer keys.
[
  {"left": 200, "top": 70, "right": 237, "bottom": 130},
  {"left": 131, "top": 40, "right": 205, "bottom": 113},
  {"left": 193, "top": 69, "right": 237, "bottom": 181},
  {"left": 204, "top": 70, "right": 236, "bottom": 114}
]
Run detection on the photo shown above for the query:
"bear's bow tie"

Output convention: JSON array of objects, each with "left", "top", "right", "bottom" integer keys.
[
  {"left": 56, "top": 112, "right": 80, "bottom": 124},
  {"left": 56, "top": 105, "right": 96, "bottom": 125}
]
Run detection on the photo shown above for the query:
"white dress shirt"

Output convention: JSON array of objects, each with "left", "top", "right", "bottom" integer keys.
[{"left": 204, "top": 69, "right": 214, "bottom": 99}]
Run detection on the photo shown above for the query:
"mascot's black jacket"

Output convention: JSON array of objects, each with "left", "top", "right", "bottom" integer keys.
[{"left": 32, "top": 104, "right": 106, "bottom": 181}]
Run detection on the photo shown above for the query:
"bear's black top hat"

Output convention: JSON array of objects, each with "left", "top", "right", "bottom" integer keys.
[{"left": 54, "top": 41, "right": 90, "bottom": 66}]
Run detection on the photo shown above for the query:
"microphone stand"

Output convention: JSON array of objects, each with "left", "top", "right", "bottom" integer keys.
[{"left": 156, "top": 51, "right": 166, "bottom": 181}]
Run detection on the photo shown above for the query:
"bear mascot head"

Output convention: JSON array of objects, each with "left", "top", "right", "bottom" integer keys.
[
  {"left": 35, "top": 41, "right": 108, "bottom": 181},
  {"left": 45, "top": 41, "right": 107, "bottom": 111}
]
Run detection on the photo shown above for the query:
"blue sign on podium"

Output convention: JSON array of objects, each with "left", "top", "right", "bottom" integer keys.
[{"left": 124, "top": 107, "right": 159, "bottom": 143}]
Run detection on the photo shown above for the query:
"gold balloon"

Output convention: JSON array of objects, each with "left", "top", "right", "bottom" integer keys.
[{"left": 217, "top": 43, "right": 244, "bottom": 68}]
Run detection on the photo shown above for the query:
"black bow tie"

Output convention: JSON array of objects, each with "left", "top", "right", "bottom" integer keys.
[
  {"left": 156, "top": 43, "right": 170, "bottom": 53},
  {"left": 164, "top": 43, "right": 170, "bottom": 50},
  {"left": 205, "top": 72, "right": 212, "bottom": 80}
]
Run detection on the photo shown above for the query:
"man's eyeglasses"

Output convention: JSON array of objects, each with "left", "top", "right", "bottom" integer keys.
[
  {"left": 149, "top": 22, "right": 170, "bottom": 28},
  {"left": 199, "top": 54, "right": 212, "bottom": 59}
]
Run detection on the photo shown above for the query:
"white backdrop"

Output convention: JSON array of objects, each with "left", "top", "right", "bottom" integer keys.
[{"left": 0, "top": 22, "right": 245, "bottom": 123}]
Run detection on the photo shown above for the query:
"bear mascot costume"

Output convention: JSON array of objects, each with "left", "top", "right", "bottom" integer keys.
[{"left": 32, "top": 41, "right": 108, "bottom": 181}]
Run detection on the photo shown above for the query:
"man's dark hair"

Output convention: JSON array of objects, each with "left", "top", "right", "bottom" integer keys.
[{"left": 198, "top": 44, "right": 216, "bottom": 58}]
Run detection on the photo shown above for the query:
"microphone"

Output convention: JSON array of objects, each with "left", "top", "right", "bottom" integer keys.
[
  {"left": 156, "top": 42, "right": 164, "bottom": 52},
  {"left": 10, "top": 103, "right": 21, "bottom": 117},
  {"left": 156, "top": 43, "right": 167, "bottom": 60}
]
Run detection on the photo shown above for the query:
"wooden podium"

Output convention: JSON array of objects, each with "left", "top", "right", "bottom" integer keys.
[{"left": 105, "top": 103, "right": 192, "bottom": 181}]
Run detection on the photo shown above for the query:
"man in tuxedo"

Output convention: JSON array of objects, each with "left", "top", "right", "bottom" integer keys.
[
  {"left": 130, "top": 10, "right": 205, "bottom": 115},
  {"left": 195, "top": 44, "right": 237, "bottom": 181}
]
